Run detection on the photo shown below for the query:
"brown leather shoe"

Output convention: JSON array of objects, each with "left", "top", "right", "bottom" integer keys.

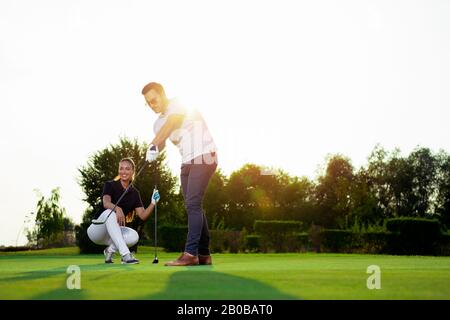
[
  {"left": 164, "top": 252, "right": 199, "bottom": 266},
  {"left": 199, "top": 254, "right": 212, "bottom": 265}
]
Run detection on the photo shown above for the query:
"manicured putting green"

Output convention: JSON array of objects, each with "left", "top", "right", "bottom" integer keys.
[{"left": 1, "top": 247, "right": 449, "bottom": 299}]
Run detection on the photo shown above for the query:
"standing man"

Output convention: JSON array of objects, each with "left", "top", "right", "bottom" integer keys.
[{"left": 142, "top": 82, "right": 218, "bottom": 266}]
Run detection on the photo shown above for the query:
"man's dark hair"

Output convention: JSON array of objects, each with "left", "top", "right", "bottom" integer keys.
[{"left": 141, "top": 82, "right": 166, "bottom": 96}]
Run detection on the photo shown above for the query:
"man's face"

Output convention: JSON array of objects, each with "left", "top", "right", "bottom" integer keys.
[{"left": 144, "top": 89, "right": 165, "bottom": 114}]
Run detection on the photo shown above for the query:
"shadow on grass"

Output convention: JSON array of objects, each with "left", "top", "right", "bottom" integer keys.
[
  {"left": 140, "top": 269, "right": 299, "bottom": 300},
  {"left": 0, "top": 266, "right": 69, "bottom": 283},
  {"left": 0, "top": 262, "right": 133, "bottom": 283},
  {"left": 31, "top": 280, "right": 88, "bottom": 300}
]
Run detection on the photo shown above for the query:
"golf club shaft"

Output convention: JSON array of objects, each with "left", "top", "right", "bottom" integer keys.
[{"left": 154, "top": 184, "right": 158, "bottom": 259}]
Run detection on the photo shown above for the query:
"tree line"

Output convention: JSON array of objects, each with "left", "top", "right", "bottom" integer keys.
[
  {"left": 205, "top": 145, "right": 450, "bottom": 232},
  {"left": 24, "top": 137, "right": 450, "bottom": 250},
  {"left": 78, "top": 138, "right": 450, "bottom": 245}
]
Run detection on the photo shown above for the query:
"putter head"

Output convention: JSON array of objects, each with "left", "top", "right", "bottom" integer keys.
[{"left": 152, "top": 257, "right": 159, "bottom": 264}]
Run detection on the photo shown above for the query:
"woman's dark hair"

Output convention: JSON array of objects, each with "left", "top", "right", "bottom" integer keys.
[{"left": 141, "top": 82, "right": 166, "bottom": 96}]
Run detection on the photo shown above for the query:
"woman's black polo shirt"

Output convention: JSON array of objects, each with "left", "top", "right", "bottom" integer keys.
[{"left": 95, "top": 180, "right": 144, "bottom": 219}]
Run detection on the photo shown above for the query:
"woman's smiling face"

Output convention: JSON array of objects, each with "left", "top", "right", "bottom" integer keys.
[{"left": 118, "top": 160, "right": 134, "bottom": 183}]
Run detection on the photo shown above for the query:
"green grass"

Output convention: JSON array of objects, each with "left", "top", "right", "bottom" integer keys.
[{"left": 1, "top": 246, "right": 450, "bottom": 300}]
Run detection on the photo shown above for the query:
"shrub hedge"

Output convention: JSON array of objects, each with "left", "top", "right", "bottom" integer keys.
[
  {"left": 159, "top": 225, "right": 188, "bottom": 252},
  {"left": 439, "top": 233, "right": 450, "bottom": 255},
  {"left": 75, "top": 222, "right": 104, "bottom": 254},
  {"left": 209, "top": 230, "right": 243, "bottom": 253},
  {"left": 245, "top": 235, "right": 261, "bottom": 252},
  {"left": 359, "top": 231, "right": 391, "bottom": 253},
  {"left": 79, "top": 217, "right": 449, "bottom": 256},
  {"left": 320, "top": 230, "right": 357, "bottom": 253},
  {"left": 159, "top": 226, "right": 245, "bottom": 253},
  {"left": 385, "top": 217, "right": 442, "bottom": 255},
  {"left": 254, "top": 220, "right": 303, "bottom": 252}
]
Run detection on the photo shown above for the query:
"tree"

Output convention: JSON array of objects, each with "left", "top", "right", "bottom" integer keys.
[
  {"left": 384, "top": 153, "right": 414, "bottom": 216},
  {"left": 203, "top": 169, "right": 229, "bottom": 229},
  {"left": 407, "top": 147, "right": 438, "bottom": 217},
  {"left": 76, "top": 136, "right": 183, "bottom": 253},
  {"left": 314, "top": 154, "right": 354, "bottom": 228},
  {"left": 348, "top": 169, "right": 382, "bottom": 227},
  {"left": 365, "top": 145, "right": 391, "bottom": 218},
  {"left": 365, "top": 145, "right": 441, "bottom": 220},
  {"left": 225, "top": 164, "right": 282, "bottom": 230},
  {"left": 31, "top": 187, "right": 71, "bottom": 248},
  {"left": 435, "top": 151, "right": 450, "bottom": 229},
  {"left": 220, "top": 164, "right": 316, "bottom": 231},
  {"left": 277, "top": 174, "right": 315, "bottom": 225},
  {"left": 366, "top": 146, "right": 416, "bottom": 218}
]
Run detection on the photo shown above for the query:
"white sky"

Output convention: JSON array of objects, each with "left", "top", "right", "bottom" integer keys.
[{"left": 1, "top": 0, "right": 449, "bottom": 246}]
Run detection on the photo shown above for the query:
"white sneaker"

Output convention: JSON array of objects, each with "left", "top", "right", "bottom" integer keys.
[
  {"left": 121, "top": 252, "right": 139, "bottom": 264},
  {"left": 104, "top": 248, "right": 114, "bottom": 264}
]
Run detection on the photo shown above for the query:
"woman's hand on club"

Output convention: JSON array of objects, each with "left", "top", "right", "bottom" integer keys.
[{"left": 151, "top": 189, "right": 161, "bottom": 205}]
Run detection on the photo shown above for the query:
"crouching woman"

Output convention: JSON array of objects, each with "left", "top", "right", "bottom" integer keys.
[{"left": 87, "top": 158, "right": 160, "bottom": 264}]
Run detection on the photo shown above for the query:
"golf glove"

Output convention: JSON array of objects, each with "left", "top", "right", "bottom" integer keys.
[
  {"left": 151, "top": 189, "right": 160, "bottom": 205},
  {"left": 146, "top": 144, "right": 159, "bottom": 162}
]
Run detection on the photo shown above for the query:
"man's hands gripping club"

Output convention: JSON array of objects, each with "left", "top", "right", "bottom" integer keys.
[{"left": 146, "top": 144, "right": 159, "bottom": 162}]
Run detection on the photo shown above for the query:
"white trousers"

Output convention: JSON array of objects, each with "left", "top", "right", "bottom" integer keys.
[{"left": 87, "top": 209, "right": 139, "bottom": 256}]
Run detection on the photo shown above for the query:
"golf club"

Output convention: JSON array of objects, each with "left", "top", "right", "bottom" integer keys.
[
  {"left": 152, "top": 185, "right": 158, "bottom": 264},
  {"left": 152, "top": 163, "right": 159, "bottom": 263}
]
